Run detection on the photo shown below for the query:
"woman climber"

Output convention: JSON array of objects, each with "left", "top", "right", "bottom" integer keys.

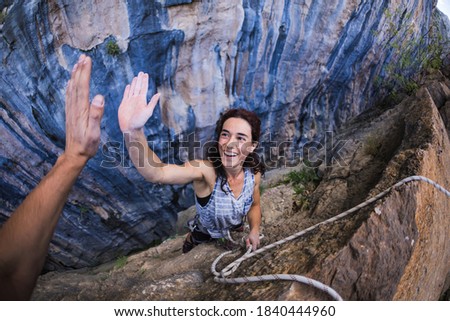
[{"left": 118, "top": 72, "right": 265, "bottom": 253}]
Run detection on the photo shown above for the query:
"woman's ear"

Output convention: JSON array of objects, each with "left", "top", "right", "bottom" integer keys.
[{"left": 249, "top": 141, "right": 258, "bottom": 153}]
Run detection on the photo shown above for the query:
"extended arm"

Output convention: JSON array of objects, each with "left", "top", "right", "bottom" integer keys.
[
  {"left": 246, "top": 172, "right": 262, "bottom": 251},
  {"left": 118, "top": 72, "right": 204, "bottom": 185},
  {"left": 0, "top": 55, "right": 104, "bottom": 300}
]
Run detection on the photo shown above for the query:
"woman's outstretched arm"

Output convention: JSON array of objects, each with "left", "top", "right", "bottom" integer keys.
[{"left": 118, "top": 72, "right": 205, "bottom": 185}]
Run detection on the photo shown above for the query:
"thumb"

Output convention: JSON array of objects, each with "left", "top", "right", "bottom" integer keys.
[
  {"left": 246, "top": 237, "right": 251, "bottom": 249},
  {"left": 140, "top": 93, "right": 160, "bottom": 123},
  {"left": 147, "top": 93, "right": 161, "bottom": 112},
  {"left": 88, "top": 94, "right": 105, "bottom": 137}
]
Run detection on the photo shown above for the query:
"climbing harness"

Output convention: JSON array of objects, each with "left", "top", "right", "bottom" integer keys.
[{"left": 212, "top": 176, "right": 450, "bottom": 301}]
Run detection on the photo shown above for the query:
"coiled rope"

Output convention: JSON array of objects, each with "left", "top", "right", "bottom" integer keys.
[{"left": 212, "top": 175, "right": 450, "bottom": 301}]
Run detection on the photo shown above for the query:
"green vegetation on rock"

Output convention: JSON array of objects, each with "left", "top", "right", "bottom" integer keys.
[{"left": 106, "top": 40, "right": 121, "bottom": 56}]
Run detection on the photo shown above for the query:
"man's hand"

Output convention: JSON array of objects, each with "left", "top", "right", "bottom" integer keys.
[
  {"left": 118, "top": 71, "right": 160, "bottom": 133},
  {"left": 0, "top": 54, "right": 105, "bottom": 300},
  {"left": 64, "top": 54, "right": 104, "bottom": 167}
]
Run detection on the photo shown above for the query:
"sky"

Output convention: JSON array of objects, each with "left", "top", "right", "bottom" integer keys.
[{"left": 437, "top": 0, "right": 450, "bottom": 18}]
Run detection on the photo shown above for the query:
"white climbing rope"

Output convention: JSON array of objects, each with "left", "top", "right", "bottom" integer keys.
[{"left": 212, "top": 175, "right": 450, "bottom": 301}]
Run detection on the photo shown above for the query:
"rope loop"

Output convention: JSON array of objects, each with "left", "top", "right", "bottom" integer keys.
[{"left": 212, "top": 176, "right": 450, "bottom": 300}]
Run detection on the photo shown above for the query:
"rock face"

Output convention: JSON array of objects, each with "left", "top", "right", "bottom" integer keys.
[
  {"left": 305, "top": 71, "right": 450, "bottom": 300},
  {"left": 32, "top": 71, "right": 450, "bottom": 300},
  {"left": 1, "top": 0, "right": 449, "bottom": 270}
]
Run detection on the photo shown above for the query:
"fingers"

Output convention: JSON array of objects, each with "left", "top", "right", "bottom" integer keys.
[
  {"left": 128, "top": 72, "right": 149, "bottom": 97},
  {"left": 253, "top": 240, "right": 259, "bottom": 251},
  {"left": 71, "top": 55, "right": 91, "bottom": 98},
  {"left": 251, "top": 239, "right": 258, "bottom": 251},
  {"left": 66, "top": 61, "right": 80, "bottom": 117},
  {"left": 140, "top": 73, "right": 149, "bottom": 96},
  {"left": 130, "top": 76, "right": 137, "bottom": 97},
  {"left": 121, "top": 84, "right": 131, "bottom": 103},
  {"left": 78, "top": 56, "right": 92, "bottom": 102},
  {"left": 66, "top": 57, "right": 83, "bottom": 129},
  {"left": 140, "top": 93, "right": 160, "bottom": 121},
  {"left": 147, "top": 93, "right": 161, "bottom": 109},
  {"left": 120, "top": 73, "right": 153, "bottom": 108},
  {"left": 68, "top": 55, "right": 91, "bottom": 121},
  {"left": 246, "top": 235, "right": 260, "bottom": 251},
  {"left": 87, "top": 95, "right": 105, "bottom": 146},
  {"left": 135, "top": 72, "right": 143, "bottom": 96},
  {"left": 125, "top": 85, "right": 131, "bottom": 98},
  {"left": 144, "top": 93, "right": 160, "bottom": 120},
  {"left": 65, "top": 80, "right": 72, "bottom": 116}
]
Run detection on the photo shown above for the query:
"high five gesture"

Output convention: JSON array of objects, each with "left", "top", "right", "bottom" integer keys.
[{"left": 118, "top": 72, "right": 160, "bottom": 133}]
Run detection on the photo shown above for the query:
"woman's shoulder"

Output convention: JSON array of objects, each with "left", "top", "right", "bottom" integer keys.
[
  {"left": 243, "top": 167, "right": 261, "bottom": 187},
  {"left": 252, "top": 170, "right": 261, "bottom": 185}
]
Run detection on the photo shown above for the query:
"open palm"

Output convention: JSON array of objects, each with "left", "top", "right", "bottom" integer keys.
[{"left": 118, "top": 72, "right": 160, "bottom": 132}]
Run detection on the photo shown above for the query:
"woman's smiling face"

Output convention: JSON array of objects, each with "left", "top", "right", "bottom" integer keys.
[{"left": 218, "top": 117, "right": 256, "bottom": 170}]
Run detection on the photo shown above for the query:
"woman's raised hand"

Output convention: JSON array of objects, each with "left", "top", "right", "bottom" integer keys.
[{"left": 118, "top": 72, "right": 160, "bottom": 132}]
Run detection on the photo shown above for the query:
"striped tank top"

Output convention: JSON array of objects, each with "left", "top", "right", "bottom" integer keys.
[{"left": 195, "top": 168, "right": 255, "bottom": 238}]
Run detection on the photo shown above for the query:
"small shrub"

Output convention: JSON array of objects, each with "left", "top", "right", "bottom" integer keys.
[
  {"left": 106, "top": 40, "right": 121, "bottom": 56},
  {"left": 283, "top": 167, "right": 320, "bottom": 211},
  {"left": 283, "top": 167, "right": 320, "bottom": 189},
  {"left": 115, "top": 256, "right": 127, "bottom": 269},
  {"left": 403, "top": 80, "right": 419, "bottom": 95}
]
